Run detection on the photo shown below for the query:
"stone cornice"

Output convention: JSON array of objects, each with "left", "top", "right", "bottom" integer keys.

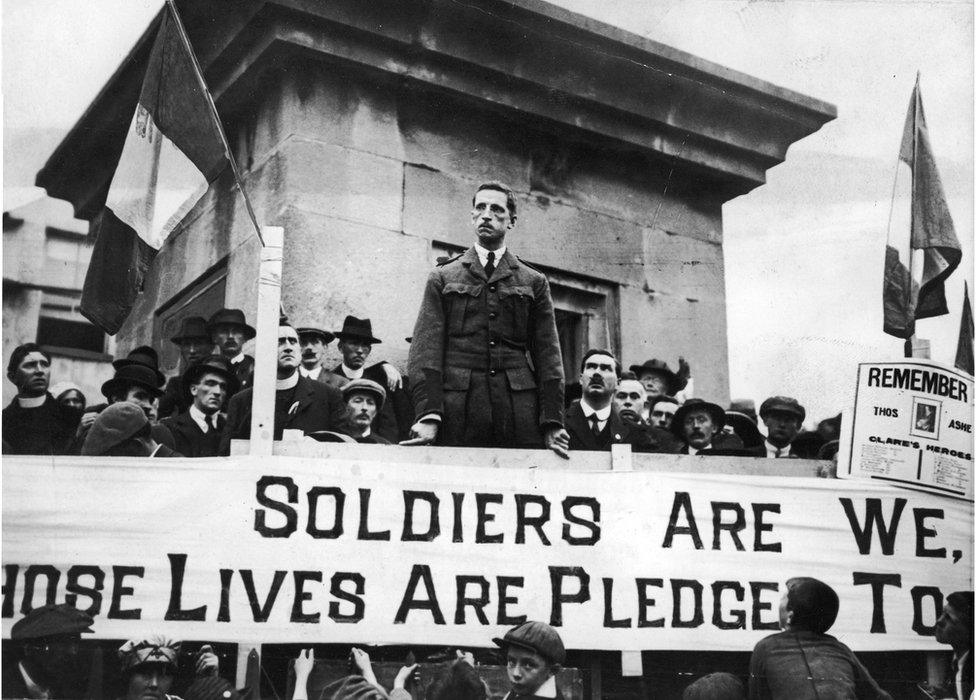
[{"left": 37, "top": 0, "right": 835, "bottom": 220}]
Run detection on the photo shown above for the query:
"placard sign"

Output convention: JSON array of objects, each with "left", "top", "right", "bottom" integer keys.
[
  {"left": 2, "top": 455, "right": 972, "bottom": 651},
  {"left": 840, "top": 360, "right": 973, "bottom": 501}
]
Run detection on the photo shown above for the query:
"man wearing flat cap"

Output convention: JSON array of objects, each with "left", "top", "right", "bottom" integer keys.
[
  {"left": 493, "top": 621, "right": 566, "bottom": 699},
  {"left": 82, "top": 402, "right": 182, "bottom": 457},
  {"left": 671, "top": 399, "right": 745, "bottom": 456},
  {"left": 759, "top": 396, "right": 806, "bottom": 458},
  {"left": 4, "top": 603, "right": 94, "bottom": 699},
  {"left": 220, "top": 320, "right": 346, "bottom": 454},
  {"left": 160, "top": 356, "right": 237, "bottom": 457},
  {"left": 406, "top": 181, "right": 569, "bottom": 455},
  {"left": 159, "top": 316, "right": 214, "bottom": 419},
  {"left": 338, "top": 378, "right": 391, "bottom": 444},
  {"left": 2, "top": 343, "right": 79, "bottom": 455},
  {"left": 296, "top": 325, "right": 347, "bottom": 391},
  {"left": 208, "top": 308, "right": 256, "bottom": 393},
  {"left": 332, "top": 315, "right": 413, "bottom": 443}
]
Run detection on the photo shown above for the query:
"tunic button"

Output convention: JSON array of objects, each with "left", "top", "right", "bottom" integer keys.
[
  {"left": 489, "top": 285, "right": 497, "bottom": 293},
  {"left": 489, "top": 340, "right": 497, "bottom": 347},
  {"left": 489, "top": 369, "right": 497, "bottom": 376},
  {"left": 489, "top": 312, "right": 497, "bottom": 319}
]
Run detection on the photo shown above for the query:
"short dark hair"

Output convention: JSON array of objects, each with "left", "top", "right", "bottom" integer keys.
[
  {"left": 649, "top": 395, "right": 679, "bottom": 411},
  {"left": 619, "top": 370, "right": 638, "bottom": 381},
  {"left": 580, "top": 349, "right": 618, "bottom": 375},
  {"left": 7, "top": 343, "right": 51, "bottom": 377},
  {"left": 785, "top": 577, "right": 839, "bottom": 634},
  {"left": 682, "top": 672, "right": 746, "bottom": 700},
  {"left": 473, "top": 181, "right": 517, "bottom": 218},
  {"left": 947, "top": 591, "right": 974, "bottom": 629},
  {"left": 426, "top": 661, "right": 487, "bottom": 700}
]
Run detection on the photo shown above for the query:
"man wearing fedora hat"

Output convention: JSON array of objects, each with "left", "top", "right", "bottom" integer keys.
[
  {"left": 158, "top": 316, "right": 215, "bottom": 419},
  {"left": 332, "top": 315, "right": 413, "bottom": 443},
  {"left": 208, "top": 308, "right": 256, "bottom": 393},
  {"left": 406, "top": 181, "right": 568, "bottom": 455},
  {"left": 628, "top": 357, "right": 690, "bottom": 401},
  {"left": 2, "top": 343, "right": 80, "bottom": 455},
  {"left": 296, "top": 325, "right": 347, "bottom": 391},
  {"left": 219, "top": 320, "right": 346, "bottom": 454},
  {"left": 671, "top": 398, "right": 745, "bottom": 456},
  {"left": 160, "top": 356, "right": 237, "bottom": 457}
]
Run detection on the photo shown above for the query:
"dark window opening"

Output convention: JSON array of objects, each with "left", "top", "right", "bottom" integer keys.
[{"left": 36, "top": 317, "right": 105, "bottom": 354}]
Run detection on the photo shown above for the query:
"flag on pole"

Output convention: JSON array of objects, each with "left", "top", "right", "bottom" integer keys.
[
  {"left": 80, "top": 3, "right": 235, "bottom": 334},
  {"left": 955, "top": 281, "right": 974, "bottom": 376},
  {"left": 882, "top": 76, "right": 962, "bottom": 340}
]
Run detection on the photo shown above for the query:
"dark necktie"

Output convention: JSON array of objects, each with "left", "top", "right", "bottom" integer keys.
[
  {"left": 484, "top": 251, "right": 496, "bottom": 279},
  {"left": 589, "top": 414, "right": 601, "bottom": 436},
  {"left": 206, "top": 415, "right": 216, "bottom": 433}
]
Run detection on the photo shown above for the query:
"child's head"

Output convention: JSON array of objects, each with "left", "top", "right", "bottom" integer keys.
[
  {"left": 426, "top": 660, "right": 488, "bottom": 700},
  {"left": 779, "top": 577, "right": 839, "bottom": 634},
  {"left": 492, "top": 621, "right": 565, "bottom": 696}
]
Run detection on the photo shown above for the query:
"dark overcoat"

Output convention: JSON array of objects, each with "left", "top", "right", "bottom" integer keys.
[
  {"left": 161, "top": 411, "right": 223, "bottom": 458},
  {"left": 408, "top": 247, "right": 564, "bottom": 448},
  {"left": 564, "top": 401, "right": 680, "bottom": 453}
]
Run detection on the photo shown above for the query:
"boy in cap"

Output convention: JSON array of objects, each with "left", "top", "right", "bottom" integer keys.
[
  {"left": 492, "top": 621, "right": 566, "bottom": 699},
  {"left": 81, "top": 403, "right": 182, "bottom": 457},
  {"left": 4, "top": 603, "right": 94, "bottom": 699}
]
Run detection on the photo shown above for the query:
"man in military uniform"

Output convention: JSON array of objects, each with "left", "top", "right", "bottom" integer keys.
[{"left": 405, "top": 181, "right": 569, "bottom": 456}]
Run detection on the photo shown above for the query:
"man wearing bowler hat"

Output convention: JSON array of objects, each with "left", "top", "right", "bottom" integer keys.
[
  {"left": 759, "top": 395, "right": 806, "bottom": 458},
  {"left": 406, "top": 181, "right": 568, "bottom": 455},
  {"left": 671, "top": 398, "right": 745, "bottom": 455},
  {"left": 158, "top": 316, "right": 214, "bottom": 419},
  {"left": 161, "top": 356, "right": 238, "bottom": 457},
  {"left": 296, "top": 325, "right": 347, "bottom": 391},
  {"left": 4, "top": 603, "right": 95, "bottom": 699},
  {"left": 332, "top": 315, "right": 413, "bottom": 443},
  {"left": 207, "top": 308, "right": 256, "bottom": 392}
]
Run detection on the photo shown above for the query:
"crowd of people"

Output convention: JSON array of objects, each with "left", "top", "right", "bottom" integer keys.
[{"left": 5, "top": 585, "right": 973, "bottom": 699}]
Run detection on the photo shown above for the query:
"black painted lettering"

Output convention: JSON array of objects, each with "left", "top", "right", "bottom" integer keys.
[
  {"left": 109, "top": 566, "right": 143, "bottom": 620},
  {"left": 22, "top": 565, "right": 60, "bottom": 614},
  {"left": 217, "top": 569, "right": 233, "bottom": 622},
  {"left": 394, "top": 564, "right": 445, "bottom": 624},
  {"left": 515, "top": 494, "right": 552, "bottom": 545},
  {"left": 455, "top": 575, "right": 490, "bottom": 625},
  {"left": 358, "top": 488, "right": 391, "bottom": 541},
  {"left": 452, "top": 492, "right": 465, "bottom": 543},
  {"left": 476, "top": 493, "right": 504, "bottom": 544},
  {"left": 711, "top": 581, "right": 745, "bottom": 630},
  {"left": 852, "top": 572, "right": 901, "bottom": 633},
  {"left": 239, "top": 569, "right": 286, "bottom": 622},
  {"left": 840, "top": 497, "right": 906, "bottom": 555},
  {"left": 636, "top": 578, "right": 664, "bottom": 628},
  {"left": 662, "top": 492, "right": 703, "bottom": 549},
  {"left": 65, "top": 566, "right": 105, "bottom": 616},
  {"left": 561, "top": 496, "right": 601, "bottom": 545},
  {"left": 307, "top": 487, "right": 345, "bottom": 539},
  {"left": 402, "top": 491, "right": 441, "bottom": 542},
  {"left": 671, "top": 579, "right": 704, "bottom": 628},
  {"left": 497, "top": 576, "right": 526, "bottom": 625},
  {"left": 254, "top": 475, "right": 298, "bottom": 538},
  {"left": 549, "top": 566, "right": 591, "bottom": 626},
  {"left": 712, "top": 503, "right": 746, "bottom": 551},
  {"left": 914, "top": 508, "right": 946, "bottom": 558},
  {"left": 910, "top": 586, "right": 943, "bottom": 636},
  {"left": 752, "top": 504, "right": 781, "bottom": 552},
  {"left": 603, "top": 578, "right": 632, "bottom": 628},
  {"left": 750, "top": 581, "right": 780, "bottom": 630},
  {"left": 291, "top": 571, "right": 322, "bottom": 623},
  {"left": 164, "top": 553, "right": 206, "bottom": 621},
  {"left": 329, "top": 572, "right": 365, "bottom": 623},
  {"left": 2, "top": 565, "right": 18, "bottom": 618}
]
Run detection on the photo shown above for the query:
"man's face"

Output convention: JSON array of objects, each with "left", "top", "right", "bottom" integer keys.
[
  {"left": 650, "top": 400, "right": 677, "bottom": 429},
  {"left": 638, "top": 370, "right": 668, "bottom": 398},
  {"left": 506, "top": 647, "right": 553, "bottom": 696},
  {"left": 122, "top": 386, "right": 155, "bottom": 419},
  {"left": 24, "top": 635, "right": 83, "bottom": 680},
  {"left": 125, "top": 663, "right": 174, "bottom": 700},
  {"left": 9, "top": 351, "right": 51, "bottom": 397},
  {"left": 683, "top": 409, "right": 716, "bottom": 449},
  {"left": 580, "top": 354, "right": 617, "bottom": 402},
  {"left": 339, "top": 340, "right": 371, "bottom": 370},
  {"left": 278, "top": 326, "right": 300, "bottom": 373},
  {"left": 178, "top": 337, "right": 212, "bottom": 366},
  {"left": 778, "top": 591, "right": 791, "bottom": 629},
  {"left": 763, "top": 410, "right": 802, "bottom": 447},
  {"left": 59, "top": 390, "right": 85, "bottom": 412},
  {"left": 212, "top": 324, "right": 246, "bottom": 358},
  {"left": 613, "top": 379, "right": 646, "bottom": 422},
  {"left": 471, "top": 189, "right": 515, "bottom": 249},
  {"left": 190, "top": 372, "right": 227, "bottom": 415},
  {"left": 300, "top": 334, "right": 327, "bottom": 369},
  {"left": 935, "top": 602, "right": 970, "bottom": 648},
  {"left": 346, "top": 392, "right": 379, "bottom": 431}
]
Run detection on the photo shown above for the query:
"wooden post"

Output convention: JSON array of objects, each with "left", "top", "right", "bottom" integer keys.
[
  {"left": 248, "top": 226, "right": 283, "bottom": 456},
  {"left": 619, "top": 650, "right": 643, "bottom": 677},
  {"left": 610, "top": 443, "right": 633, "bottom": 472}
]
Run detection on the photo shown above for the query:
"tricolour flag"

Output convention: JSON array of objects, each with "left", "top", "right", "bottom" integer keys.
[
  {"left": 80, "top": 3, "right": 231, "bottom": 334},
  {"left": 882, "top": 76, "right": 962, "bottom": 340},
  {"left": 955, "top": 281, "right": 974, "bottom": 376}
]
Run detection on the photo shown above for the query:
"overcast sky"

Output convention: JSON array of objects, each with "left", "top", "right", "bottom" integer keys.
[{"left": 3, "top": 0, "right": 973, "bottom": 423}]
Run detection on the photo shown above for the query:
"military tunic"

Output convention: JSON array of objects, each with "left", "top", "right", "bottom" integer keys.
[{"left": 408, "top": 247, "right": 564, "bottom": 448}]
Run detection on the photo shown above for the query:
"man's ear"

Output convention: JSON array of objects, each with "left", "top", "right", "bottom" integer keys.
[{"left": 508, "top": 214, "right": 517, "bottom": 228}]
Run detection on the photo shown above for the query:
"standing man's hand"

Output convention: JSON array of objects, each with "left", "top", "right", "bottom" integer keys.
[
  {"left": 400, "top": 419, "right": 438, "bottom": 445},
  {"left": 380, "top": 362, "right": 403, "bottom": 391},
  {"left": 544, "top": 427, "right": 570, "bottom": 458}
]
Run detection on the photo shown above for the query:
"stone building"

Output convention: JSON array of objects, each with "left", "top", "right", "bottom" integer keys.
[{"left": 36, "top": 0, "right": 834, "bottom": 400}]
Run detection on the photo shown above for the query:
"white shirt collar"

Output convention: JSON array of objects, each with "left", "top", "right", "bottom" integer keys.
[
  {"left": 341, "top": 363, "right": 364, "bottom": 380},
  {"left": 689, "top": 442, "right": 712, "bottom": 455},
  {"left": 474, "top": 243, "right": 506, "bottom": 269},
  {"left": 276, "top": 372, "right": 300, "bottom": 390},
  {"left": 765, "top": 439, "right": 790, "bottom": 458},
  {"left": 17, "top": 394, "right": 47, "bottom": 409},
  {"left": 580, "top": 400, "right": 611, "bottom": 422},
  {"left": 533, "top": 676, "right": 558, "bottom": 698},
  {"left": 189, "top": 404, "right": 217, "bottom": 433},
  {"left": 300, "top": 365, "right": 322, "bottom": 380},
  {"left": 149, "top": 443, "right": 163, "bottom": 457},
  {"left": 230, "top": 352, "right": 245, "bottom": 365}
]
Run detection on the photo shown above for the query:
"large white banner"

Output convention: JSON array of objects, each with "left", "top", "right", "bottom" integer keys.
[
  {"left": 840, "top": 360, "right": 973, "bottom": 500},
  {"left": 2, "top": 455, "right": 972, "bottom": 652}
]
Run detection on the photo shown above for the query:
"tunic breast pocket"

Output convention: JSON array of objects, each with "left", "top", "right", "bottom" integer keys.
[
  {"left": 442, "top": 282, "right": 482, "bottom": 335},
  {"left": 498, "top": 285, "right": 535, "bottom": 340}
]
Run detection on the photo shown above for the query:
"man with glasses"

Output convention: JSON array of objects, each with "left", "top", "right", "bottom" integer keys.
[{"left": 3, "top": 603, "right": 94, "bottom": 699}]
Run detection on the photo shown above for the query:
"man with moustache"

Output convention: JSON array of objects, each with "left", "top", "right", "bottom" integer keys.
[
  {"left": 338, "top": 378, "right": 391, "bottom": 444},
  {"left": 565, "top": 349, "right": 678, "bottom": 453},
  {"left": 207, "top": 309, "right": 256, "bottom": 393},
  {"left": 161, "top": 356, "right": 237, "bottom": 457},
  {"left": 219, "top": 320, "right": 345, "bottom": 454},
  {"left": 406, "top": 181, "right": 568, "bottom": 455},
  {"left": 671, "top": 399, "right": 744, "bottom": 455},
  {"left": 158, "top": 316, "right": 213, "bottom": 418},
  {"left": 296, "top": 325, "right": 347, "bottom": 391},
  {"left": 2, "top": 343, "right": 79, "bottom": 455}
]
